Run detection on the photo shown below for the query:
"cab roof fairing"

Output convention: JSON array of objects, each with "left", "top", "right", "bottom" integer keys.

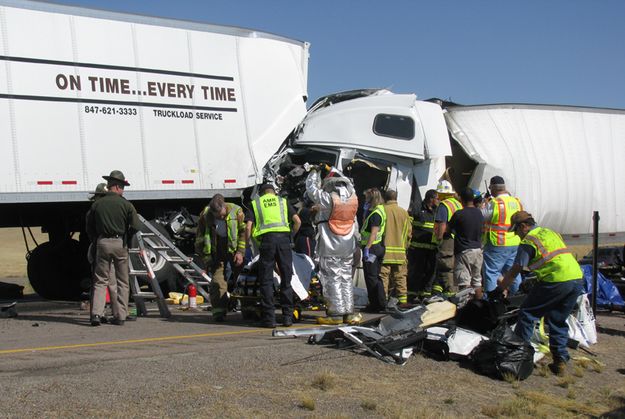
[{"left": 294, "top": 92, "right": 439, "bottom": 161}]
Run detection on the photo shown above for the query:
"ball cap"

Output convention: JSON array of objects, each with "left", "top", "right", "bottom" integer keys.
[
  {"left": 102, "top": 170, "right": 130, "bottom": 186},
  {"left": 508, "top": 211, "right": 534, "bottom": 231},
  {"left": 259, "top": 183, "right": 276, "bottom": 194},
  {"left": 489, "top": 175, "right": 505, "bottom": 186}
]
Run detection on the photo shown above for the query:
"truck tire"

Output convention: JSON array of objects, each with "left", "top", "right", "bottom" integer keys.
[
  {"left": 27, "top": 240, "right": 89, "bottom": 300},
  {"left": 129, "top": 220, "right": 181, "bottom": 294}
]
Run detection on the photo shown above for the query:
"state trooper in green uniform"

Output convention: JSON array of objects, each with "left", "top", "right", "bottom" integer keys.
[{"left": 245, "top": 184, "right": 300, "bottom": 328}]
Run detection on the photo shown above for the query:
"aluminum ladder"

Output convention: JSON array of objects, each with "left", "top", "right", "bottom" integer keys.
[
  {"left": 135, "top": 214, "right": 212, "bottom": 304},
  {"left": 128, "top": 231, "right": 171, "bottom": 318}
]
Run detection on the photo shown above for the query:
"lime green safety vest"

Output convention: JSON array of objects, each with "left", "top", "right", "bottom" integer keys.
[
  {"left": 360, "top": 204, "right": 386, "bottom": 246},
  {"left": 432, "top": 197, "right": 462, "bottom": 244},
  {"left": 251, "top": 194, "right": 290, "bottom": 238},
  {"left": 203, "top": 203, "right": 245, "bottom": 255},
  {"left": 521, "top": 227, "right": 582, "bottom": 283},
  {"left": 485, "top": 195, "right": 523, "bottom": 246}
]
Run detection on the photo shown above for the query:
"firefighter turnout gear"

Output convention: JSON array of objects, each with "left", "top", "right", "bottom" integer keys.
[
  {"left": 380, "top": 200, "right": 411, "bottom": 304},
  {"left": 407, "top": 201, "right": 438, "bottom": 296},
  {"left": 195, "top": 201, "right": 246, "bottom": 320}
]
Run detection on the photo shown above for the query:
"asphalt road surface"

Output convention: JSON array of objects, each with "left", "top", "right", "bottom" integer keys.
[{"left": 2, "top": 283, "right": 625, "bottom": 418}]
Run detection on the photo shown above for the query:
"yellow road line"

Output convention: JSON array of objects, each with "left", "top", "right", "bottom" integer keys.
[{"left": 0, "top": 328, "right": 267, "bottom": 355}]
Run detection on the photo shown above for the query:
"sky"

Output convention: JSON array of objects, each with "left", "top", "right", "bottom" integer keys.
[{"left": 46, "top": 0, "right": 625, "bottom": 109}]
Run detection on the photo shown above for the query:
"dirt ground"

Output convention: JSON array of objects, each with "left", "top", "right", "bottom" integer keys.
[
  {"left": 0, "top": 294, "right": 624, "bottom": 418},
  {"left": 1, "top": 228, "right": 624, "bottom": 417}
]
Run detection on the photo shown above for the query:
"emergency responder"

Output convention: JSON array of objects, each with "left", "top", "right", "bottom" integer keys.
[
  {"left": 482, "top": 175, "right": 524, "bottom": 294},
  {"left": 361, "top": 187, "right": 387, "bottom": 313},
  {"left": 433, "top": 180, "right": 463, "bottom": 294},
  {"left": 195, "top": 194, "right": 246, "bottom": 322},
  {"left": 86, "top": 183, "right": 108, "bottom": 265},
  {"left": 493, "top": 211, "right": 583, "bottom": 375},
  {"left": 245, "top": 184, "right": 301, "bottom": 328},
  {"left": 305, "top": 164, "right": 361, "bottom": 325},
  {"left": 85, "top": 183, "right": 110, "bottom": 318},
  {"left": 407, "top": 189, "right": 439, "bottom": 299},
  {"left": 86, "top": 170, "right": 141, "bottom": 326},
  {"left": 380, "top": 189, "right": 412, "bottom": 306},
  {"left": 293, "top": 197, "right": 317, "bottom": 258},
  {"left": 448, "top": 187, "right": 484, "bottom": 298}
]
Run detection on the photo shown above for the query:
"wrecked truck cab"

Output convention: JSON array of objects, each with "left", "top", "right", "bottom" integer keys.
[{"left": 264, "top": 89, "right": 452, "bottom": 211}]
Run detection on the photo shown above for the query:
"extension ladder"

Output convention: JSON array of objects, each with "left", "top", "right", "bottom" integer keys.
[{"left": 129, "top": 215, "right": 212, "bottom": 317}]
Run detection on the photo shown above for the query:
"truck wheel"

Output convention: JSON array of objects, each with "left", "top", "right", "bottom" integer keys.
[
  {"left": 130, "top": 221, "right": 181, "bottom": 294},
  {"left": 27, "top": 240, "right": 88, "bottom": 300}
]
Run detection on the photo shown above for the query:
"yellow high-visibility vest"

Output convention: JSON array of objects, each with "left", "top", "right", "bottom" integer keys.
[
  {"left": 251, "top": 194, "right": 290, "bottom": 238},
  {"left": 484, "top": 195, "right": 523, "bottom": 246},
  {"left": 360, "top": 204, "right": 386, "bottom": 246},
  {"left": 202, "top": 203, "right": 245, "bottom": 255},
  {"left": 432, "top": 197, "right": 462, "bottom": 244},
  {"left": 521, "top": 227, "right": 582, "bottom": 283}
]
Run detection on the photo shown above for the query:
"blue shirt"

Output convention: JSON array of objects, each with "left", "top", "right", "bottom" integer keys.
[{"left": 434, "top": 205, "right": 448, "bottom": 223}]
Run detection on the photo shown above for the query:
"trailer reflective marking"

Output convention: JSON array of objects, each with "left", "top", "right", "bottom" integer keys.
[{"left": 0, "top": 328, "right": 270, "bottom": 355}]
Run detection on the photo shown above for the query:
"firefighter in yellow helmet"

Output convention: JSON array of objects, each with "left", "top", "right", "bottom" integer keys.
[{"left": 433, "top": 180, "right": 462, "bottom": 294}]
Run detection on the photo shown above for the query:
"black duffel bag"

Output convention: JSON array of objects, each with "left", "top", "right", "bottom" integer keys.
[{"left": 470, "top": 323, "right": 535, "bottom": 380}]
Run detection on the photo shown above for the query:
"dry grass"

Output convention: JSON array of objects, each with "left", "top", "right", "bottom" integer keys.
[
  {"left": 482, "top": 396, "right": 542, "bottom": 418},
  {"left": 555, "top": 374, "right": 576, "bottom": 388},
  {"left": 361, "top": 400, "right": 377, "bottom": 411},
  {"left": 483, "top": 388, "right": 612, "bottom": 418},
  {"left": 299, "top": 395, "right": 315, "bottom": 411},
  {"left": 0, "top": 227, "right": 47, "bottom": 277},
  {"left": 520, "top": 390, "right": 604, "bottom": 416},
  {"left": 311, "top": 370, "right": 337, "bottom": 391},
  {"left": 572, "top": 365, "right": 585, "bottom": 378},
  {"left": 536, "top": 363, "right": 550, "bottom": 377}
]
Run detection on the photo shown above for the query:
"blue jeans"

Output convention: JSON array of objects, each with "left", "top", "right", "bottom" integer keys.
[
  {"left": 483, "top": 244, "right": 521, "bottom": 294},
  {"left": 514, "top": 279, "right": 583, "bottom": 361}
]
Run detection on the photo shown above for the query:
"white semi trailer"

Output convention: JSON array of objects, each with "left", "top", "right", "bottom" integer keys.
[
  {"left": 0, "top": 0, "right": 309, "bottom": 298},
  {"left": 3, "top": 2, "right": 622, "bottom": 300}
]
